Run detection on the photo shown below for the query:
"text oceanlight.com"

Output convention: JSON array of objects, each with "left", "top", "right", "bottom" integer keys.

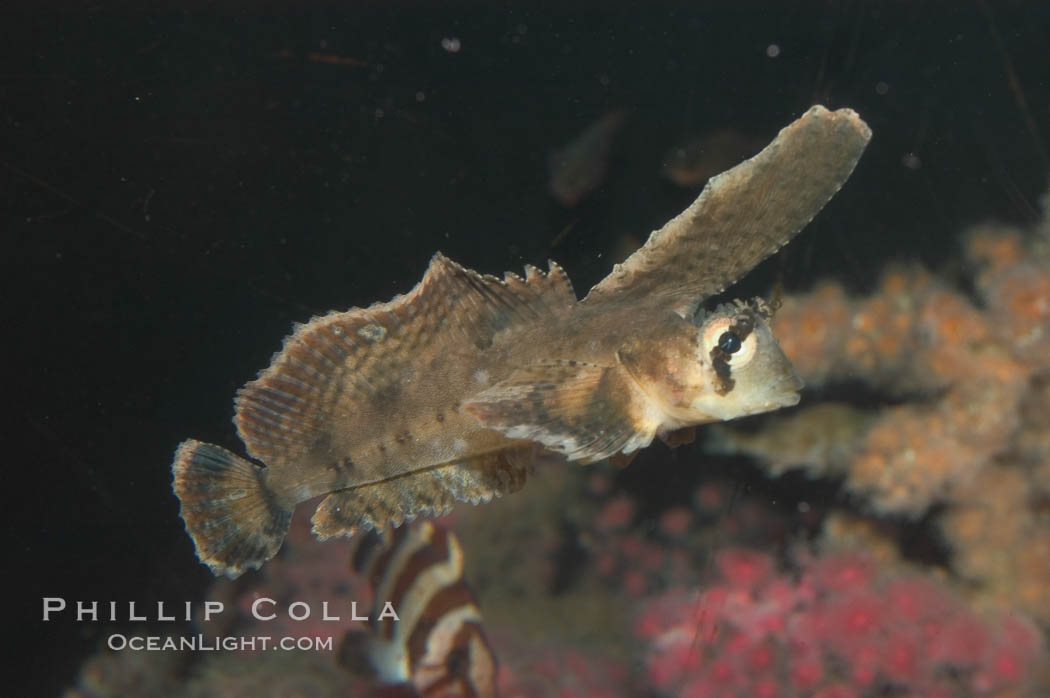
[{"left": 106, "top": 634, "right": 335, "bottom": 652}]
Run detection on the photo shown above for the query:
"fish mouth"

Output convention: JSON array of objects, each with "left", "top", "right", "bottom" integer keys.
[
  {"left": 735, "top": 375, "right": 803, "bottom": 418},
  {"left": 768, "top": 372, "right": 804, "bottom": 409}
]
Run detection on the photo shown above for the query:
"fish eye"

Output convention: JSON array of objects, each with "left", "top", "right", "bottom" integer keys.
[
  {"left": 718, "top": 330, "right": 742, "bottom": 354},
  {"left": 702, "top": 317, "right": 758, "bottom": 367}
]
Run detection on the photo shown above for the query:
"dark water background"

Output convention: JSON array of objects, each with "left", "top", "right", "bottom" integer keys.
[{"left": 4, "top": 2, "right": 1049, "bottom": 694}]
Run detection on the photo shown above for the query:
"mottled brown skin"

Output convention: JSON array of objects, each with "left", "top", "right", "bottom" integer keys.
[
  {"left": 278, "top": 305, "right": 690, "bottom": 498},
  {"left": 263, "top": 297, "right": 787, "bottom": 500},
  {"left": 171, "top": 105, "right": 872, "bottom": 578}
]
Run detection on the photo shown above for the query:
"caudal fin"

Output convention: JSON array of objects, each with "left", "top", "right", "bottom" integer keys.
[{"left": 171, "top": 439, "right": 292, "bottom": 578}]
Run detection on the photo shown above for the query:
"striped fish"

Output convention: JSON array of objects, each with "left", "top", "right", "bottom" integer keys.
[{"left": 339, "top": 521, "right": 498, "bottom": 698}]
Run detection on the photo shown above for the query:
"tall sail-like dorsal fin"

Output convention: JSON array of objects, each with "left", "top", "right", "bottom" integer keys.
[
  {"left": 582, "top": 106, "right": 871, "bottom": 317},
  {"left": 234, "top": 253, "right": 576, "bottom": 465}
]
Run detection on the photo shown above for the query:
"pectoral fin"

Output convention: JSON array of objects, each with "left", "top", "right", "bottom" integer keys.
[{"left": 463, "top": 361, "right": 656, "bottom": 464}]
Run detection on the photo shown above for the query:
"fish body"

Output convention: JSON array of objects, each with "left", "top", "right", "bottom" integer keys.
[
  {"left": 172, "top": 106, "right": 872, "bottom": 578},
  {"left": 339, "top": 522, "right": 497, "bottom": 698}
]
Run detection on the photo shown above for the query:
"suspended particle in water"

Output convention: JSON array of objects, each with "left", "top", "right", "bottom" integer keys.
[
  {"left": 766, "top": 43, "right": 781, "bottom": 58},
  {"left": 441, "top": 37, "right": 461, "bottom": 53}
]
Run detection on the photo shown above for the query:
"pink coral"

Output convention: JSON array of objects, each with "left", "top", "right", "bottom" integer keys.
[
  {"left": 715, "top": 548, "right": 775, "bottom": 591},
  {"left": 594, "top": 494, "right": 636, "bottom": 532},
  {"left": 637, "top": 550, "right": 1045, "bottom": 698},
  {"left": 583, "top": 482, "right": 788, "bottom": 599},
  {"left": 658, "top": 506, "right": 693, "bottom": 537}
]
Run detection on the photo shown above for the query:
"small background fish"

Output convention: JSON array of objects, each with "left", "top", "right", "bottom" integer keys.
[
  {"left": 339, "top": 521, "right": 498, "bottom": 698},
  {"left": 660, "top": 128, "right": 764, "bottom": 189},
  {"left": 548, "top": 109, "right": 629, "bottom": 207}
]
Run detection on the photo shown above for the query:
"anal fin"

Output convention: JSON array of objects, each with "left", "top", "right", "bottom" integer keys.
[
  {"left": 463, "top": 360, "right": 656, "bottom": 464},
  {"left": 312, "top": 450, "right": 533, "bottom": 539}
]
